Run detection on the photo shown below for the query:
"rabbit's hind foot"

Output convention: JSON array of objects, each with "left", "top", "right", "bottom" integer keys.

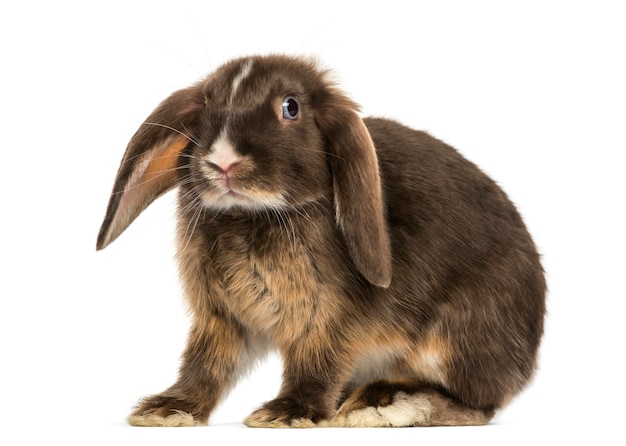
[{"left": 323, "top": 379, "right": 494, "bottom": 427}]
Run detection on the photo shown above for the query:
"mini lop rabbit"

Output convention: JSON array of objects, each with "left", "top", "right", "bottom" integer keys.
[{"left": 97, "top": 55, "right": 545, "bottom": 427}]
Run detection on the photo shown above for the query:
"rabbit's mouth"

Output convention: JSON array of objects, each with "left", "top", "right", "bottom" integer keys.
[
  {"left": 225, "top": 189, "right": 244, "bottom": 198},
  {"left": 200, "top": 186, "right": 287, "bottom": 212}
]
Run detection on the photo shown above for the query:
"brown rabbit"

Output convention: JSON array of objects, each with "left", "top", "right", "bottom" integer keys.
[{"left": 97, "top": 54, "right": 545, "bottom": 427}]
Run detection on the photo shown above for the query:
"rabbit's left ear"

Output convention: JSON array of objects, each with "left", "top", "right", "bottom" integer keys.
[
  {"left": 316, "top": 89, "right": 392, "bottom": 288},
  {"left": 96, "top": 84, "right": 204, "bottom": 250}
]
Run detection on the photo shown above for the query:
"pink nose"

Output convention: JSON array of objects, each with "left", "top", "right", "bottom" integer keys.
[{"left": 206, "top": 160, "right": 240, "bottom": 174}]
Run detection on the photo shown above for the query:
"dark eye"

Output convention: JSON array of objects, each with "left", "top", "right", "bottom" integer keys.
[{"left": 282, "top": 96, "right": 299, "bottom": 120}]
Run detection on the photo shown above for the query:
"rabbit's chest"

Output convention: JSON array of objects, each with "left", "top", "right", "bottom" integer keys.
[{"left": 213, "top": 230, "right": 325, "bottom": 340}]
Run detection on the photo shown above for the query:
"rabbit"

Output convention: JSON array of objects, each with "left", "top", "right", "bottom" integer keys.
[{"left": 96, "top": 54, "right": 546, "bottom": 428}]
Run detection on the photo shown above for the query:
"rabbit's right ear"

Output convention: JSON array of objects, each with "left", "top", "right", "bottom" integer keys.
[{"left": 96, "top": 84, "right": 205, "bottom": 250}]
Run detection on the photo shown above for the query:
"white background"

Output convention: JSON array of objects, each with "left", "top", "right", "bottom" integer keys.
[{"left": 1, "top": 1, "right": 624, "bottom": 444}]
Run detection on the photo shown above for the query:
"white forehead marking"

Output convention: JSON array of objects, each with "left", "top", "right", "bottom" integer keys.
[
  {"left": 207, "top": 131, "right": 241, "bottom": 171},
  {"left": 229, "top": 58, "right": 254, "bottom": 104}
]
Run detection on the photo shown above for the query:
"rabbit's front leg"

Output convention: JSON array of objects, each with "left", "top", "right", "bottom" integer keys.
[
  {"left": 244, "top": 341, "right": 351, "bottom": 428},
  {"left": 128, "top": 313, "right": 249, "bottom": 427}
]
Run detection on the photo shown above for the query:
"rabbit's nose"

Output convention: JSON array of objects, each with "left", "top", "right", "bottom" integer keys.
[
  {"left": 205, "top": 159, "right": 241, "bottom": 175},
  {"left": 207, "top": 133, "right": 243, "bottom": 172}
]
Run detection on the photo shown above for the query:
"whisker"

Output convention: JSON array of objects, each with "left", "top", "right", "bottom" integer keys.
[
  {"left": 272, "top": 208, "right": 297, "bottom": 252},
  {"left": 180, "top": 122, "right": 202, "bottom": 146},
  {"left": 149, "top": 41, "right": 204, "bottom": 80},
  {"left": 143, "top": 122, "right": 201, "bottom": 146},
  {"left": 303, "top": 147, "right": 346, "bottom": 161},
  {"left": 178, "top": 183, "right": 209, "bottom": 252},
  {"left": 289, "top": 201, "right": 315, "bottom": 225},
  {"left": 120, "top": 146, "right": 198, "bottom": 168},
  {"left": 112, "top": 165, "right": 191, "bottom": 195},
  {"left": 269, "top": 209, "right": 285, "bottom": 248},
  {"left": 183, "top": 195, "right": 204, "bottom": 219},
  {"left": 184, "top": 198, "right": 204, "bottom": 251},
  {"left": 187, "top": 17, "right": 213, "bottom": 72}
]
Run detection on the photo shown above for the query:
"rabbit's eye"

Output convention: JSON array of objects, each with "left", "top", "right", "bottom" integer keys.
[{"left": 282, "top": 96, "right": 299, "bottom": 120}]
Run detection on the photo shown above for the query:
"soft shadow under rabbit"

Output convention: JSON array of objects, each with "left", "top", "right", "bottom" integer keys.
[{"left": 97, "top": 54, "right": 545, "bottom": 427}]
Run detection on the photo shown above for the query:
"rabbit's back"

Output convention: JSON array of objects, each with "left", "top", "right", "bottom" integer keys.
[{"left": 364, "top": 117, "right": 546, "bottom": 408}]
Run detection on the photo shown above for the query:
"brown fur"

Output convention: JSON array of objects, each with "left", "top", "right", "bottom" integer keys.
[{"left": 97, "top": 55, "right": 546, "bottom": 427}]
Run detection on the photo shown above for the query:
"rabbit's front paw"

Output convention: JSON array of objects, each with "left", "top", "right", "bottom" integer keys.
[
  {"left": 127, "top": 394, "right": 206, "bottom": 427},
  {"left": 244, "top": 397, "right": 326, "bottom": 428}
]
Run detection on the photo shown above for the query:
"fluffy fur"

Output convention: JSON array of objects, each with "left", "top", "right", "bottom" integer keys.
[{"left": 97, "top": 55, "right": 546, "bottom": 427}]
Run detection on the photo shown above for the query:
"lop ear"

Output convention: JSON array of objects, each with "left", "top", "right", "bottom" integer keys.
[
  {"left": 316, "top": 89, "right": 392, "bottom": 288},
  {"left": 96, "top": 84, "right": 204, "bottom": 250}
]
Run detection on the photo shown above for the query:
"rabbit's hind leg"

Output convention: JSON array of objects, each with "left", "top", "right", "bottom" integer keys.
[{"left": 323, "top": 379, "right": 494, "bottom": 427}]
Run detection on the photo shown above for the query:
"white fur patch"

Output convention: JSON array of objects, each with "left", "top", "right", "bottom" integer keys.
[
  {"left": 244, "top": 411, "right": 315, "bottom": 428},
  {"left": 200, "top": 189, "right": 288, "bottom": 211},
  {"left": 229, "top": 58, "right": 254, "bottom": 104},
  {"left": 127, "top": 410, "right": 202, "bottom": 427},
  {"left": 206, "top": 132, "right": 241, "bottom": 172},
  {"left": 324, "top": 391, "right": 433, "bottom": 427}
]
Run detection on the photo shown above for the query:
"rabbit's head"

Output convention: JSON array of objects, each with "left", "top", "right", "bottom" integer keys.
[{"left": 97, "top": 55, "right": 391, "bottom": 287}]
